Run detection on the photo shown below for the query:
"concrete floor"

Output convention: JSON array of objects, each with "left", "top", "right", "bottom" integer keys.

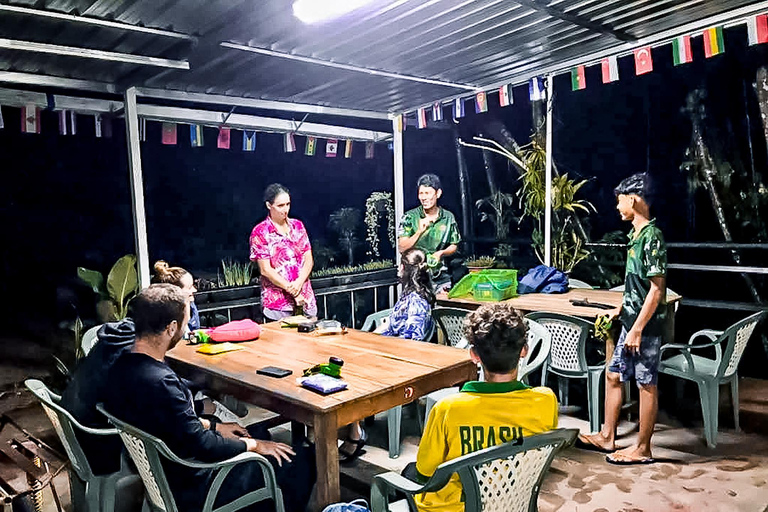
[{"left": 2, "top": 348, "right": 768, "bottom": 512}]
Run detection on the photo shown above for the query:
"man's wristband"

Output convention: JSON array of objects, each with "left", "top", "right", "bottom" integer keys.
[{"left": 207, "top": 416, "right": 219, "bottom": 432}]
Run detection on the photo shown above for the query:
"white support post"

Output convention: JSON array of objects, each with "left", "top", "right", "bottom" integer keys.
[
  {"left": 124, "top": 87, "right": 151, "bottom": 289},
  {"left": 544, "top": 75, "right": 554, "bottom": 267},
  {"left": 392, "top": 117, "right": 404, "bottom": 267}
]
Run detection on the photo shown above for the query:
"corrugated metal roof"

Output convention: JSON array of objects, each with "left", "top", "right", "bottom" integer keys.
[{"left": 0, "top": 0, "right": 765, "bottom": 113}]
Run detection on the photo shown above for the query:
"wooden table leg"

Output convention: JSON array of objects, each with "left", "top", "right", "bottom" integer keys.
[{"left": 312, "top": 411, "right": 340, "bottom": 510}]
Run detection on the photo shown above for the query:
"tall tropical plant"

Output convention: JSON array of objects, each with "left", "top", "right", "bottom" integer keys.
[{"left": 475, "top": 190, "right": 518, "bottom": 241}]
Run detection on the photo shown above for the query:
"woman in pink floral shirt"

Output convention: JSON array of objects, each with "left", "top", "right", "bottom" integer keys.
[{"left": 249, "top": 184, "right": 318, "bottom": 320}]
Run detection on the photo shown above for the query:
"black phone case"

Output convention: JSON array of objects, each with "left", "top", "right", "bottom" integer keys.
[{"left": 257, "top": 366, "right": 292, "bottom": 378}]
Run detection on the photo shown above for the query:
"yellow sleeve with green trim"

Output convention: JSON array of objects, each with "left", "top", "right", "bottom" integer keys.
[{"left": 416, "top": 399, "right": 449, "bottom": 481}]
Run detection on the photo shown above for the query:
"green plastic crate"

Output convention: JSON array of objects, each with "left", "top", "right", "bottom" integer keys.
[
  {"left": 473, "top": 278, "right": 517, "bottom": 301},
  {"left": 449, "top": 269, "right": 518, "bottom": 301}
]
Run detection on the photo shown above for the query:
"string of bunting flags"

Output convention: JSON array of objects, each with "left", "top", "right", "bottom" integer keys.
[
  {"left": 401, "top": 13, "right": 768, "bottom": 128},
  {"left": 0, "top": 104, "right": 378, "bottom": 159}
]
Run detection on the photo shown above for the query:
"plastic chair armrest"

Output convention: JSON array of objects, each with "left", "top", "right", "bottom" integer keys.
[
  {"left": 77, "top": 424, "right": 120, "bottom": 436},
  {"left": 659, "top": 343, "right": 696, "bottom": 369},
  {"left": 163, "top": 449, "right": 268, "bottom": 470},
  {"left": 688, "top": 329, "right": 723, "bottom": 344},
  {"left": 373, "top": 472, "right": 426, "bottom": 494}
]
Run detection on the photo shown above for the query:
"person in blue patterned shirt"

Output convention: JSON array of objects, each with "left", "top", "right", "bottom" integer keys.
[{"left": 380, "top": 248, "right": 435, "bottom": 341}]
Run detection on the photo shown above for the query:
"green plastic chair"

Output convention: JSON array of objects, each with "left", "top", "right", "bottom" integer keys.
[
  {"left": 659, "top": 310, "right": 766, "bottom": 448},
  {"left": 370, "top": 428, "right": 578, "bottom": 512},
  {"left": 24, "top": 379, "right": 143, "bottom": 512},
  {"left": 526, "top": 312, "right": 604, "bottom": 433},
  {"left": 361, "top": 308, "right": 436, "bottom": 458},
  {"left": 97, "top": 405, "right": 284, "bottom": 512}
]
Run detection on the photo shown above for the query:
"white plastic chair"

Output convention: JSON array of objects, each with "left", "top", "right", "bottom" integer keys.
[
  {"left": 81, "top": 324, "right": 102, "bottom": 357},
  {"left": 568, "top": 279, "right": 593, "bottom": 289},
  {"left": 527, "top": 312, "right": 605, "bottom": 433},
  {"left": 371, "top": 429, "right": 578, "bottom": 512},
  {"left": 24, "top": 379, "right": 143, "bottom": 512},
  {"left": 518, "top": 319, "right": 552, "bottom": 384},
  {"left": 98, "top": 405, "right": 284, "bottom": 512}
]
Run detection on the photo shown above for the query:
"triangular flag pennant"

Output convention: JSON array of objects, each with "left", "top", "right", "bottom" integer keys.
[
  {"left": 21, "top": 105, "right": 40, "bottom": 134},
  {"left": 365, "top": 141, "right": 374, "bottom": 159},
  {"left": 475, "top": 91, "right": 488, "bottom": 113},
  {"left": 217, "top": 127, "right": 231, "bottom": 149},
  {"left": 138, "top": 118, "right": 145, "bottom": 142},
  {"left": 529, "top": 78, "right": 545, "bottom": 102},
  {"left": 634, "top": 46, "right": 653, "bottom": 75},
  {"left": 417, "top": 107, "right": 428, "bottom": 129},
  {"left": 305, "top": 136, "right": 316, "bottom": 156},
  {"left": 0, "top": 106, "right": 4, "bottom": 129},
  {"left": 242, "top": 131, "right": 256, "bottom": 151},
  {"left": 672, "top": 35, "right": 692, "bottom": 66},
  {"left": 571, "top": 65, "right": 586, "bottom": 91},
  {"left": 58, "top": 110, "right": 68, "bottom": 135},
  {"left": 601, "top": 56, "right": 619, "bottom": 83},
  {"left": 432, "top": 103, "right": 443, "bottom": 121},
  {"left": 190, "top": 124, "right": 204, "bottom": 147},
  {"left": 499, "top": 84, "right": 512, "bottom": 107},
  {"left": 161, "top": 122, "right": 177, "bottom": 145},
  {"left": 284, "top": 132, "right": 296, "bottom": 152},
  {"left": 94, "top": 114, "right": 103, "bottom": 138},
  {"left": 344, "top": 139, "right": 353, "bottom": 158},
  {"left": 453, "top": 98, "right": 465, "bottom": 119},
  {"left": 748, "top": 14, "right": 768, "bottom": 45},
  {"left": 326, "top": 139, "right": 338, "bottom": 157},
  {"left": 703, "top": 26, "right": 725, "bottom": 58}
]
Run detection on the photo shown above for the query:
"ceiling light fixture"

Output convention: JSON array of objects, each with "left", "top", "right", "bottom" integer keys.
[{"left": 293, "top": 0, "right": 376, "bottom": 24}]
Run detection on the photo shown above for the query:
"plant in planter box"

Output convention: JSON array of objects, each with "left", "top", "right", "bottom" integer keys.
[{"left": 78, "top": 254, "right": 138, "bottom": 322}]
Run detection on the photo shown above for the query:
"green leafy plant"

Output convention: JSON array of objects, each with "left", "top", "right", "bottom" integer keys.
[
  {"left": 464, "top": 255, "right": 496, "bottom": 268},
  {"left": 518, "top": 140, "right": 595, "bottom": 272},
  {"left": 329, "top": 207, "right": 362, "bottom": 265},
  {"left": 220, "top": 259, "right": 252, "bottom": 287},
  {"left": 78, "top": 254, "right": 138, "bottom": 321},
  {"left": 364, "top": 191, "right": 396, "bottom": 258}
]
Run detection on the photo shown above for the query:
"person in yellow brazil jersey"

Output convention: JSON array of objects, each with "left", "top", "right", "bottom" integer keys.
[{"left": 410, "top": 303, "right": 558, "bottom": 512}]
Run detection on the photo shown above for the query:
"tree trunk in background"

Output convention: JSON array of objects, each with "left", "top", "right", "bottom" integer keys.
[{"left": 454, "top": 126, "right": 473, "bottom": 254}]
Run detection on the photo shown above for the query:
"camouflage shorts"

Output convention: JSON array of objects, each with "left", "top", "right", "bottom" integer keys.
[{"left": 608, "top": 327, "right": 663, "bottom": 386}]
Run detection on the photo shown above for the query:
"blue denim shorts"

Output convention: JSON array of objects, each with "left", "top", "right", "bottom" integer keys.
[{"left": 608, "top": 327, "right": 663, "bottom": 386}]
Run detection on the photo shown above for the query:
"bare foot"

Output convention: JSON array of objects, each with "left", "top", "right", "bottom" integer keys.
[{"left": 576, "top": 432, "right": 615, "bottom": 453}]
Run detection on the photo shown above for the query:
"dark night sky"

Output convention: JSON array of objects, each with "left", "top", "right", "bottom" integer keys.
[{"left": 2, "top": 23, "right": 767, "bottom": 373}]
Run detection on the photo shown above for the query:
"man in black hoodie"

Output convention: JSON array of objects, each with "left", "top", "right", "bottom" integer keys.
[{"left": 61, "top": 318, "right": 135, "bottom": 475}]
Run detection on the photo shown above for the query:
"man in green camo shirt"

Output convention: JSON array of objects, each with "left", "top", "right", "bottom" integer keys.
[
  {"left": 577, "top": 173, "right": 667, "bottom": 466},
  {"left": 397, "top": 174, "right": 461, "bottom": 282}
]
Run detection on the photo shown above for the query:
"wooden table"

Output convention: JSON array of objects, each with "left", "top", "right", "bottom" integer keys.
[{"left": 167, "top": 324, "right": 477, "bottom": 509}]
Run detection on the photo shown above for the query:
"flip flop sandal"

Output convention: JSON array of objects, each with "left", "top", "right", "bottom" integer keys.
[
  {"left": 605, "top": 454, "right": 656, "bottom": 465},
  {"left": 575, "top": 435, "right": 614, "bottom": 454}
]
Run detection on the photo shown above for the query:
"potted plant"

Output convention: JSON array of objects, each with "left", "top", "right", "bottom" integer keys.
[
  {"left": 464, "top": 255, "right": 496, "bottom": 273},
  {"left": 197, "top": 259, "right": 258, "bottom": 305},
  {"left": 364, "top": 191, "right": 396, "bottom": 259}
]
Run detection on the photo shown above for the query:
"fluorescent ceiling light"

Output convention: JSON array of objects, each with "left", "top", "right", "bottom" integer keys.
[{"left": 293, "top": 0, "right": 375, "bottom": 24}]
